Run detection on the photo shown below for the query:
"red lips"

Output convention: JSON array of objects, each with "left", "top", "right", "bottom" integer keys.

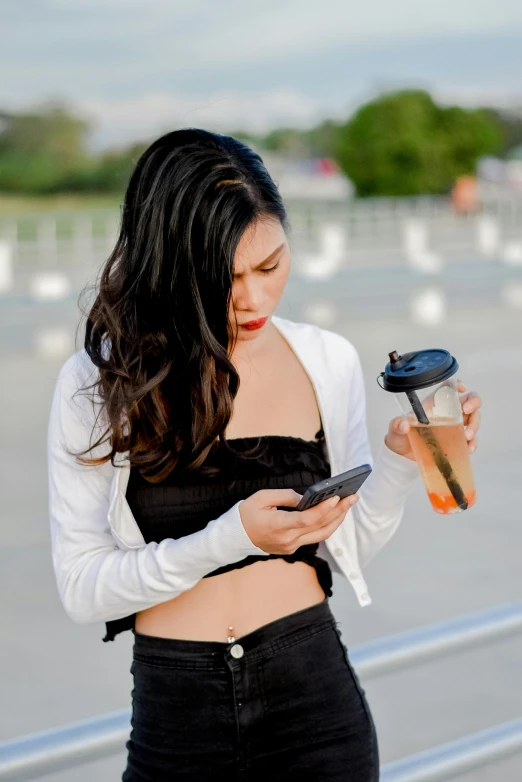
[{"left": 241, "top": 317, "right": 268, "bottom": 330}]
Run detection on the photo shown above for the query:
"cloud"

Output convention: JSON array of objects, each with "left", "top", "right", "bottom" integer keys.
[
  {"left": 2, "top": 2, "right": 521, "bottom": 145},
  {"left": 4, "top": 1, "right": 522, "bottom": 89},
  {"left": 76, "top": 88, "right": 325, "bottom": 150}
]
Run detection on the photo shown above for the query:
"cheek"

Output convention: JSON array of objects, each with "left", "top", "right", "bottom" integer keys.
[
  {"left": 266, "top": 273, "right": 287, "bottom": 300},
  {"left": 270, "top": 262, "right": 290, "bottom": 292}
]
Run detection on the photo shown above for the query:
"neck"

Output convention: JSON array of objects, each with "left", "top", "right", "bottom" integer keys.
[{"left": 229, "top": 319, "right": 278, "bottom": 365}]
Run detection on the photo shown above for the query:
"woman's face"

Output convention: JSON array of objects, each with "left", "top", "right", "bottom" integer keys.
[{"left": 228, "top": 217, "right": 291, "bottom": 345}]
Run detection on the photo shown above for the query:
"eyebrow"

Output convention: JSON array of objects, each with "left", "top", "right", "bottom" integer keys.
[{"left": 234, "top": 243, "right": 286, "bottom": 277}]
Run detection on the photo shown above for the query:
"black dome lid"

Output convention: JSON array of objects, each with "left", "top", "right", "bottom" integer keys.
[{"left": 379, "top": 349, "right": 459, "bottom": 393}]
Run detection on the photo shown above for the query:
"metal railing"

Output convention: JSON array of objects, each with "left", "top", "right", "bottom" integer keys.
[
  {"left": 381, "top": 718, "right": 522, "bottom": 781},
  {"left": 1, "top": 601, "right": 521, "bottom": 781}
]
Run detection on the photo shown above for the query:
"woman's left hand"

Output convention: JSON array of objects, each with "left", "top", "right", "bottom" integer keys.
[{"left": 384, "top": 380, "right": 482, "bottom": 462}]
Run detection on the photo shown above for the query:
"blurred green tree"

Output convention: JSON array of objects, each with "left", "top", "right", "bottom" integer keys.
[
  {"left": 333, "top": 90, "right": 503, "bottom": 196},
  {"left": 232, "top": 120, "right": 343, "bottom": 160},
  {"left": 0, "top": 101, "right": 91, "bottom": 193},
  {"left": 0, "top": 102, "right": 149, "bottom": 195},
  {"left": 0, "top": 94, "right": 507, "bottom": 198},
  {"left": 58, "top": 142, "right": 149, "bottom": 193},
  {"left": 483, "top": 108, "right": 522, "bottom": 157}
]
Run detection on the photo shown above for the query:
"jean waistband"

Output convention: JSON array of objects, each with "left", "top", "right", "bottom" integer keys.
[{"left": 132, "top": 597, "right": 336, "bottom": 666}]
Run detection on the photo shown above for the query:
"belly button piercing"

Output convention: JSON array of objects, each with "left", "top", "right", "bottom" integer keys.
[{"left": 227, "top": 625, "right": 236, "bottom": 643}]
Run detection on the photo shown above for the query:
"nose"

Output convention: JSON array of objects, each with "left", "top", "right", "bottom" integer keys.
[{"left": 233, "top": 275, "right": 263, "bottom": 312}]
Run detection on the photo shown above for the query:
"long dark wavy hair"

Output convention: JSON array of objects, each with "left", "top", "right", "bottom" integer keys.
[{"left": 72, "top": 128, "right": 290, "bottom": 482}]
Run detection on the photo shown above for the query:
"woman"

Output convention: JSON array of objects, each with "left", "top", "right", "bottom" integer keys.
[{"left": 47, "top": 128, "right": 482, "bottom": 780}]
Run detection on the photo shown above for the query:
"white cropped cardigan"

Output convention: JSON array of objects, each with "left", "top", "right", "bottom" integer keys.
[{"left": 47, "top": 314, "right": 420, "bottom": 626}]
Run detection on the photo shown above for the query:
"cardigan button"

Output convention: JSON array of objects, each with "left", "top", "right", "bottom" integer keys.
[
  {"left": 333, "top": 547, "right": 343, "bottom": 557},
  {"left": 349, "top": 572, "right": 359, "bottom": 580}
]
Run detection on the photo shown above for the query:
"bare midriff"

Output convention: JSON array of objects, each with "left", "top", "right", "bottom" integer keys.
[
  {"left": 134, "top": 320, "right": 328, "bottom": 643},
  {"left": 134, "top": 560, "right": 326, "bottom": 641}
]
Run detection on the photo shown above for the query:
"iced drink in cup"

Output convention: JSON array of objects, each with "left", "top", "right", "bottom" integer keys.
[{"left": 377, "top": 349, "right": 476, "bottom": 514}]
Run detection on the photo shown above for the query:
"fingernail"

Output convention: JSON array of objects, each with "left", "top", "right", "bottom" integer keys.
[
  {"left": 466, "top": 428, "right": 473, "bottom": 440},
  {"left": 328, "top": 496, "right": 340, "bottom": 506},
  {"left": 399, "top": 422, "right": 408, "bottom": 433}
]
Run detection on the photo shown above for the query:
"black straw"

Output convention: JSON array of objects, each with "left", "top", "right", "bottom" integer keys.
[{"left": 405, "top": 389, "right": 468, "bottom": 511}]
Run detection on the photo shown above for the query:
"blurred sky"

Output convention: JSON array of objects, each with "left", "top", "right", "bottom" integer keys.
[{"left": 2, "top": 0, "right": 522, "bottom": 149}]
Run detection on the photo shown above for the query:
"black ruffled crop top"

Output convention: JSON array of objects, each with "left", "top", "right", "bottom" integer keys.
[{"left": 102, "top": 422, "right": 333, "bottom": 642}]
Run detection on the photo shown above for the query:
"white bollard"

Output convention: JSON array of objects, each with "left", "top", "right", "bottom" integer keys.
[
  {"left": 407, "top": 249, "right": 444, "bottom": 274},
  {"left": 403, "top": 218, "right": 427, "bottom": 255},
  {"left": 30, "top": 272, "right": 71, "bottom": 301},
  {"left": 476, "top": 215, "right": 500, "bottom": 255},
  {"left": 402, "top": 218, "right": 444, "bottom": 273},
  {"left": 297, "top": 223, "right": 345, "bottom": 279},
  {"left": 410, "top": 287, "right": 447, "bottom": 327},
  {"left": 320, "top": 223, "right": 346, "bottom": 261},
  {"left": 0, "top": 240, "right": 14, "bottom": 294},
  {"left": 502, "top": 242, "right": 522, "bottom": 266}
]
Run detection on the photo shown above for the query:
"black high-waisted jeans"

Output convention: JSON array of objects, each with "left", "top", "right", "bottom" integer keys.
[{"left": 122, "top": 597, "right": 379, "bottom": 780}]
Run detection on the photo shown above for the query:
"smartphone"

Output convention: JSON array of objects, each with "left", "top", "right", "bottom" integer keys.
[{"left": 295, "top": 464, "right": 372, "bottom": 512}]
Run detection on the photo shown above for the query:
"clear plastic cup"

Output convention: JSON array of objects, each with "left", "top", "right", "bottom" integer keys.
[{"left": 378, "top": 349, "right": 476, "bottom": 514}]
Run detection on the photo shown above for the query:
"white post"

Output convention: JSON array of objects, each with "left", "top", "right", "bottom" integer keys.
[
  {"left": 476, "top": 214, "right": 500, "bottom": 255},
  {"left": 402, "top": 217, "right": 443, "bottom": 273},
  {"left": 0, "top": 240, "right": 14, "bottom": 294},
  {"left": 297, "top": 222, "right": 345, "bottom": 279},
  {"left": 3, "top": 217, "right": 18, "bottom": 264},
  {"left": 320, "top": 222, "right": 345, "bottom": 262},
  {"left": 410, "top": 286, "right": 447, "bottom": 327}
]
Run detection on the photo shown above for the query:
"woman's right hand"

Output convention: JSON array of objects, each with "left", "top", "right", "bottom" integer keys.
[{"left": 238, "top": 488, "right": 359, "bottom": 555}]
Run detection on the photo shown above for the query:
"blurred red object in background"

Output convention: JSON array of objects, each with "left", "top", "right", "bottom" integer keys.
[{"left": 451, "top": 175, "right": 480, "bottom": 214}]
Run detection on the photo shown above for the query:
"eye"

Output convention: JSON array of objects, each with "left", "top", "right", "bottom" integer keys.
[{"left": 260, "top": 260, "right": 281, "bottom": 274}]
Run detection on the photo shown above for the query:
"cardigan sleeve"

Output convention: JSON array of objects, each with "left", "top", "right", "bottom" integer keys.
[
  {"left": 342, "top": 342, "right": 420, "bottom": 568},
  {"left": 47, "top": 353, "right": 269, "bottom": 626}
]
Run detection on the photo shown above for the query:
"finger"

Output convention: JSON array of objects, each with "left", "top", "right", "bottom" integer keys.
[
  {"left": 316, "top": 494, "right": 359, "bottom": 527},
  {"left": 304, "top": 494, "right": 357, "bottom": 528},
  {"left": 391, "top": 416, "right": 410, "bottom": 435},
  {"left": 464, "top": 410, "right": 481, "bottom": 439},
  {"left": 462, "top": 392, "right": 482, "bottom": 414},
  {"left": 296, "top": 497, "right": 358, "bottom": 545},
  {"left": 457, "top": 379, "right": 467, "bottom": 391},
  {"left": 468, "top": 435, "right": 478, "bottom": 453},
  {"left": 293, "top": 494, "right": 342, "bottom": 528},
  {"left": 461, "top": 393, "right": 480, "bottom": 429},
  {"left": 318, "top": 495, "right": 359, "bottom": 530},
  {"left": 262, "top": 488, "right": 303, "bottom": 508}
]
